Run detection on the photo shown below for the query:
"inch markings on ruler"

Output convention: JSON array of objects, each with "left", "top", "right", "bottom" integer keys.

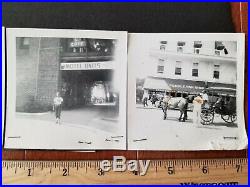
[{"left": 2, "top": 158, "right": 248, "bottom": 184}]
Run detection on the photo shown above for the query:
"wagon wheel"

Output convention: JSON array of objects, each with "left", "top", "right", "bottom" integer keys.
[
  {"left": 221, "top": 114, "right": 232, "bottom": 123},
  {"left": 221, "top": 113, "right": 237, "bottom": 123},
  {"left": 230, "top": 113, "right": 237, "bottom": 123},
  {"left": 200, "top": 109, "right": 214, "bottom": 125}
]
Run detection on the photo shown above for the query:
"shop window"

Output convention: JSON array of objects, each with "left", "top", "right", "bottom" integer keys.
[
  {"left": 19, "top": 37, "right": 30, "bottom": 49},
  {"left": 171, "top": 92, "right": 176, "bottom": 97},
  {"left": 176, "top": 93, "right": 182, "bottom": 97},
  {"left": 213, "top": 71, "right": 220, "bottom": 79},
  {"left": 157, "top": 65, "right": 164, "bottom": 74}
]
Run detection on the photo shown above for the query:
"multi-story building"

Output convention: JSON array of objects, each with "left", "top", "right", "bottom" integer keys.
[
  {"left": 16, "top": 37, "right": 117, "bottom": 112},
  {"left": 142, "top": 40, "right": 237, "bottom": 100}
]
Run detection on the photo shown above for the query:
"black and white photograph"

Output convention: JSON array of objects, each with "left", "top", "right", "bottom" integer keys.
[
  {"left": 128, "top": 33, "right": 247, "bottom": 150},
  {"left": 2, "top": 27, "right": 5, "bottom": 145},
  {"left": 4, "top": 28, "right": 127, "bottom": 150}
]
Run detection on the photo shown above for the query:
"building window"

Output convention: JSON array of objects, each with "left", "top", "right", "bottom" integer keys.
[
  {"left": 192, "top": 62, "right": 199, "bottom": 77},
  {"left": 214, "top": 64, "right": 220, "bottom": 69},
  {"left": 157, "top": 65, "right": 164, "bottom": 74},
  {"left": 177, "top": 41, "right": 185, "bottom": 53},
  {"left": 194, "top": 41, "right": 202, "bottom": 48},
  {"left": 160, "top": 41, "right": 167, "bottom": 51},
  {"left": 192, "top": 69, "right": 199, "bottom": 77},
  {"left": 215, "top": 41, "right": 227, "bottom": 55},
  {"left": 213, "top": 71, "right": 220, "bottom": 79},
  {"left": 175, "top": 67, "right": 182, "bottom": 75},
  {"left": 215, "top": 41, "right": 224, "bottom": 50},
  {"left": 175, "top": 61, "right": 182, "bottom": 75},
  {"left": 213, "top": 64, "right": 220, "bottom": 79},
  {"left": 177, "top": 47, "right": 183, "bottom": 53},
  {"left": 160, "top": 45, "right": 166, "bottom": 51},
  {"left": 159, "top": 59, "right": 164, "bottom": 63},
  {"left": 177, "top": 41, "right": 186, "bottom": 46},
  {"left": 215, "top": 50, "right": 221, "bottom": 55},
  {"left": 19, "top": 38, "right": 30, "bottom": 49},
  {"left": 193, "top": 41, "right": 202, "bottom": 54},
  {"left": 194, "top": 48, "right": 200, "bottom": 54}
]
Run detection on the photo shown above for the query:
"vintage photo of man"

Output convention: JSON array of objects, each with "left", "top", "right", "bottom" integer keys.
[
  {"left": 4, "top": 29, "right": 127, "bottom": 150},
  {"left": 128, "top": 33, "right": 247, "bottom": 150}
]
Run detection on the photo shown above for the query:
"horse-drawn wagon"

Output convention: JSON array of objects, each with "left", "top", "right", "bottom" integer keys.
[{"left": 200, "top": 96, "right": 237, "bottom": 125}]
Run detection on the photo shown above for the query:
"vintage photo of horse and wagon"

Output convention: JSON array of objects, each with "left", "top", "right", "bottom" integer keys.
[
  {"left": 128, "top": 33, "right": 246, "bottom": 150},
  {"left": 135, "top": 39, "right": 238, "bottom": 127},
  {"left": 139, "top": 86, "right": 237, "bottom": 126}
]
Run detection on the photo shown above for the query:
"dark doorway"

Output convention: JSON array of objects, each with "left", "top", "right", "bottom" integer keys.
[{"left": 60, "top": 69, "right": 115, "bottom": 108}]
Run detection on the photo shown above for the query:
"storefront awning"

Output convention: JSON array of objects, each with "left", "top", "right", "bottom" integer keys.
[
  {"left": 143, "top": 77, "right": 236, "bottom": 96},
  {"left": 207, "top": 82, "right": 236, "bottom": 96},
  {"left": 165, "top": 78, "right": 205, "bottom": 94},
  {"left": 143, "top": 77, "right": 205, "bottom": 94},
  {"left": 143, "top": 77, "right": 171, "bottom": 91}
]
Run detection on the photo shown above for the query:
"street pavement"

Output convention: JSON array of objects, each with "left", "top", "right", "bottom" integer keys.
[
  {"left": 128, "top": 104, "right": 244, "bottom": 150},
  {"left": 5, "top": 104, "right": 246, "bottom": 150},
  {"left": 17, "top": 105, "right": 120, "bottom": 133},
  {"left": 5, "top": 105, "right": 125, "bottom": 150}
]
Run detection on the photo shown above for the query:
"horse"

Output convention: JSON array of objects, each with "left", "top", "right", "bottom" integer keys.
[{"left": 161, "top": 96, "right": 188, "bottom": 122}]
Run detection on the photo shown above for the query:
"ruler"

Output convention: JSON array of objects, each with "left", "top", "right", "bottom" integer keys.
[{"left": 2, "top": 158, "right": 248, "bottom": 184}]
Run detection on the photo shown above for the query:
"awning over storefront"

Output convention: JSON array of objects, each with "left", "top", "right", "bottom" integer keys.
[
  {"left": 143, "top": 77, "right": 171, "bottom": 91},
  {"left": 164, "top": 78, "right": 205, "bottom": 94},
  {"left": 143, "top": 76, "right": 205, "bottom": 94},
  {"left": 207, "top": 82, "right": 236, "bottom": 96},
  {"left": 143, "top": 77, "right": 236, "bottom": 96}
]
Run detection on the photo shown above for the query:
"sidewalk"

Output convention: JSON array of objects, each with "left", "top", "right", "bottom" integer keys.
[{"left": 5, "top": 117, "right": 125, "bottom": 150}]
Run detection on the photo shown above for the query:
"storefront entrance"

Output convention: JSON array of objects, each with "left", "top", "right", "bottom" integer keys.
[{"left": 60, "top": 69, "right": 115, "bottom": 108}]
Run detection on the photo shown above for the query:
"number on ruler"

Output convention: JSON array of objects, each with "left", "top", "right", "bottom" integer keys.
[
  {"left": 167, "top": 166, "right": 175, "bottom": 175},
  {"left": 98, "top": 168, "right": 105, "bottom": 176},
  {"left": 236, "top": 164, "right": 241, "bottom": 173},
  {"left": 202, "top": 166, "right": 209, "bottom": 174},
  {"left": 62, "top": 168, "right": 68, "bottom": 176},
  {"left": 28, "top": 168, "right": 32, "bottom": 176}
]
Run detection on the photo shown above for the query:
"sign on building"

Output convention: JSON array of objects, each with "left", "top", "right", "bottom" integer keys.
[{"left": 60, "top": 61, "right": 113, "bottom": 70}]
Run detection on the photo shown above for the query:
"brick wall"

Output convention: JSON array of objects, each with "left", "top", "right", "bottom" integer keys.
[
  {"left": 36, "top": 38, "right": 60, "bottom": 107},
  {"left": 16, "top": 37, "right": 60, "bottom": 112}
]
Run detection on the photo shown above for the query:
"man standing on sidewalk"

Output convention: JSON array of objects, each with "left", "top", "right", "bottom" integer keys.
[
  {"left": 201, "top": 90, "right": 209, "bottom": 109},
  {"left": 142, "top": 92, "right": 149, "bottom": 107},
  {"left": 53, "top": 92, "right": 64, "bottom": 124},
  {"left": 192, "top": 93, "right": 203, "bottom": 126}
]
